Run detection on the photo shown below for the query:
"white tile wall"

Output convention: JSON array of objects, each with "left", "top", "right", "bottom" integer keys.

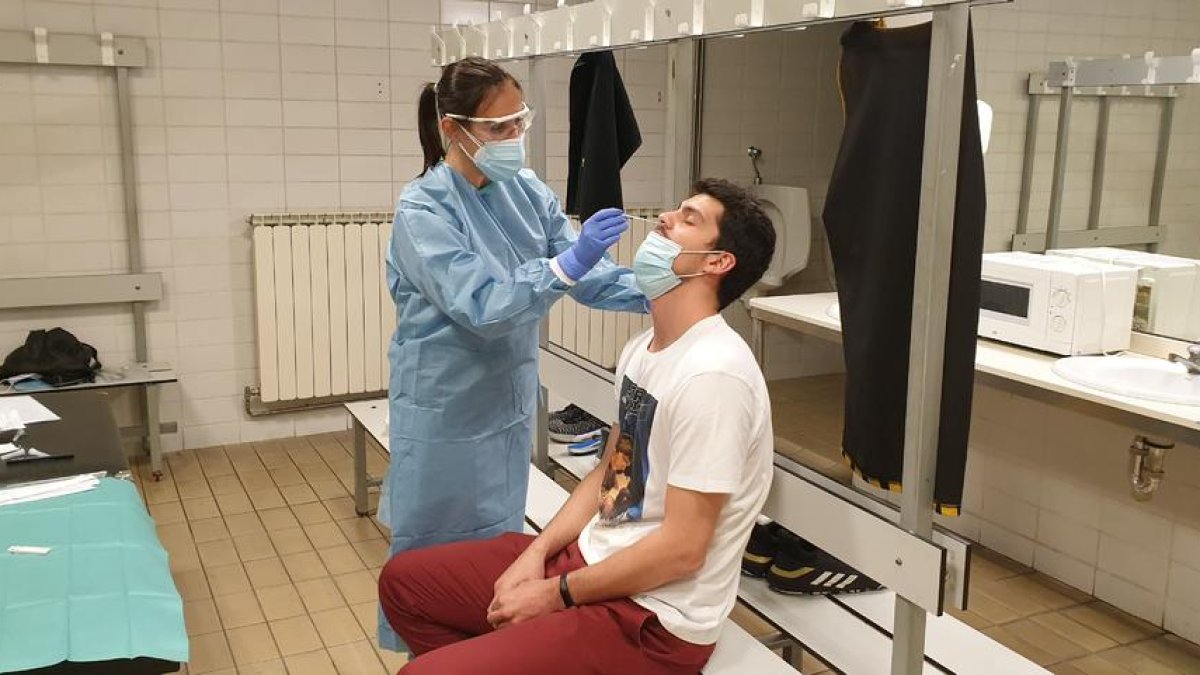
[{"left": 0, "top": 0, "right": 452, "bottom": 449}]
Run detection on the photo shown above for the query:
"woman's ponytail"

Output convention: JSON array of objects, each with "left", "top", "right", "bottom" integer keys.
[{"left": 417, "top": 82, "right": 444, "bottom": 176}]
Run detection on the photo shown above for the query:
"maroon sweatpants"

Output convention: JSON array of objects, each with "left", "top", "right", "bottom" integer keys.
[{"left": 378, "top": 532, "right": 715, "bottom": 674}]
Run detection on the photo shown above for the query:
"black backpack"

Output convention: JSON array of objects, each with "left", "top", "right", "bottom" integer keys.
[{"left": 0, "top": 328, "right": 102, "bottom": 386}]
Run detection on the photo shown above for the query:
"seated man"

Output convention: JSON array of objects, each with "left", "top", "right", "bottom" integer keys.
[{"left": 378, "top": 178, "right": 777, "bottom": 674}]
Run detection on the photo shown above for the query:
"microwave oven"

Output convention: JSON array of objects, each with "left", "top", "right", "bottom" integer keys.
[
  {"left": 1046, "top": 247, "right": 1200, "bottom": 341},
  {"left": 978, "top": 252, "right": 1138, "bottom": 355}
]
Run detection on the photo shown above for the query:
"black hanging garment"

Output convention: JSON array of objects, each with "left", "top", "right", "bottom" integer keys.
[
  {"left": 566, "top": 51, "right": 642, "bottom": 221},
  {"left": 822, "top": 21, "right": 986, "bottom": 516}
]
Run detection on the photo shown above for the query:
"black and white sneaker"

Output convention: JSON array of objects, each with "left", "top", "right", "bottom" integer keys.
[
  {"left": 766, "top": 529, "right": 884, "bottom": 596},
  {"left": 548, "top": 404, "right": 606, "bottom": 443}
]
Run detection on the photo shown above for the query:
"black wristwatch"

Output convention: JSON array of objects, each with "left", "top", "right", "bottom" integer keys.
[{"left": 559, "top": 573, "right": 576, "bottom": 608}]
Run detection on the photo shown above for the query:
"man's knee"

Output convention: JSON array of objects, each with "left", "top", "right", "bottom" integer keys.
[{"left": 379, "top": 549, "right": 423, "bottom": 613}]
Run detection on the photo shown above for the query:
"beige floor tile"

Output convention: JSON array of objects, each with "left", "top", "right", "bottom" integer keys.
[
  {"left": 224, "top": 512, "right": 265, "bottom": 537},
  {"left": 257, "top": 583, "right": 307, "bottom": 621},
  {"left": 269, "top": 528, "right": 313, "bottom": 555},
  {"left": 184, "top": 598, "right": 223, "bottom": 636},
  {"left": 226, "top": 623, "right": 280, "bottom": 665},
  {"left": 284, "top": 649, "right": 339, "bottom": 675},
  {"left": 173, "top": 568, "right": 212, "bottom": 601},
  {"left": 190, "top": 517, "right": 230, "bottom": 544},
  {"left": 334, "top": 570, "right": 379, "bottom": 605},
  {"left": 257, "top": 451, "right": 294, "bottom": 471},
  {"left": 288, "top": 446, "right": 325, "bottom": 467},
  {"left": 250, "top": 488, "right": 288, "bottom": 511},
  {"left": 259, "top": 507, "right": 301, "bottom": 531},
  {"left": 946, "top": 605, "right": 993, "bottom": 631},
  {"left": 1031, "top": 612, "right": 1120, "bottom": 654},
  {"left": 317, "top": 544, "right": 365, "bottom": 575},
  {"left": 304, "top": 521, "right": 349, "bottom": 549},
  {"left": 270, "top": 615, "right": 325, "bottom": 656},
  {"left": 1048, "top": 662, "right": 1093, "bottom": 675},
  {"left": 292, "top": 501, "right": 332, "bottom": 525},
  {"left": 328, "top": 640, "right": 388, "bottom": 675},
  {"left": 312, "top": 606, "right": 365, "bottom": 647},
  {"left": 159, "top": 522, "right": 196, "bottom": 549},
  {"left": 201, "top": 458, "right": 236, "bottom": 479},
  {"left": 206, "top": 562, "right": 252, "bottom": 597},
  {"left": 240, "top": 471, "right": 277, "bottom": 492},
  {"left": 207, "top": 474, "right": 244, "bottom": 497},
  {"left": 177, "top": 479, "right": 214, "bottom": 501},
  {"left": 991, "top": 575, "right": 1087, "bottom": 612},
  {"left": 1064, "top": 603, "right": 1164, "bottom": 645},
  {"left": 234, "top": 532, "right": 277, "bottom": 562},
  {"left": 1063, "top": 654, "right": 1131, "bottom": 674},
  {"left": 964, "top": 586, "right": 1023, "bottom": 625},
  {"left": 198, "top": 538, "right": 242, "bottom": 568},
  {"left": 1003, "top": 618, "right": 1091, "bottom": 663},
  {"left": 310, "top": 479, "right": 347, "bottom": 500},
  {"left": 1129, "top": 635, "right": 1200, "bottom": 672},
  {"left": 323, "top": 497, "right": 359, "bottom": 521},
  {"left": 216, "top": 490, "right": 254, "bottom": 516},
  {"left": 183, "top": 497, "right": 221, "bottom": 522},
  {"left": 237, "top": 659, "right": 286, "bottom": 675},
  {"left": 271, "top": 466, "right": 307, "bottom": 487},
  {"left": 282, "top": 483, "right": 320, "bottom": 505},
  {"left": 245, "top": 557, "right": 291, "bottom": 588},
  {"left": 350, "top": 601, "right": 378, "bottom": 635},
  {"left": 336, "top": 517, "right": 385, "bottom": 543},
  {"left": 282, "top": 550, "right": 328, "bottom": 582},
  {"left": 1094, "top": 645, "right": 1180, "bottom": 674},
  {"left": 187, "top": 631, "right": 234, "bottom": 674},
  {"left": 982, "top": 625, "right": 1060, "bottom": 666},
  {"left": 213, "top": 590, "right": 266, "bottom": 629},
  {"left": 143, "top": 480, "right": 180, "bottom": 505},
  {"left": 149, "top": 501, "right": 187, "bottom": 525},
  {"left": 971, "top": 548, "right": 1034, "bottom": 582},
  {"left": 296, "top": 577, "right": 347, "bottom": 613},
  {"left": 352, "top": 538, "right": 391, "bottom": 568},
  {"left": 169, "top": 543, "right": 203, "bottom": 573}
]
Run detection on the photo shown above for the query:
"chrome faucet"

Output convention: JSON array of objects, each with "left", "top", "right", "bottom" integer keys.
[{"left": 1168, "top": 344, "right": 1200, "bottom": 375}]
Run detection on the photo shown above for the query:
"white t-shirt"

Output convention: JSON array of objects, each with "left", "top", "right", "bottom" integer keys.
[{"left": 577, "top": 314, "right": 774, "bottom": 645}]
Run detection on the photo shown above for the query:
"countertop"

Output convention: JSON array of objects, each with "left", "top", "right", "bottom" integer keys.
[{"left": 748, "top": 292, "right": 1200, "bottom": 437}]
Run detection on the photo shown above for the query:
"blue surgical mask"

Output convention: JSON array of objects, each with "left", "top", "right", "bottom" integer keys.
[
  {"left": 633, "top": 231, "right": 722, "bottom": 300},
  {"left": 459, "top": 125, "right": 525, "bottom": 183}
]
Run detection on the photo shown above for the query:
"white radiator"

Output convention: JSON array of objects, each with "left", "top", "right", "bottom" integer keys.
[
  {"left": 250, "top": 212, "right": 395, "bottom": 405},
  {"left": 547, "top": 208, "right": 660, "bottom": 370}
]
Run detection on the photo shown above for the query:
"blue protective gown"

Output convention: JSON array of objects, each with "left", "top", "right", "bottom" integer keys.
[{"left": 379, "top": 163, "right": 647, "bottom": 649}]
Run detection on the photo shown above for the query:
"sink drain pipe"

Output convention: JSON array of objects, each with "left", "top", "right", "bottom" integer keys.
[{"left": 1130, "top": 435, "right": 1173, "bottom": 500}]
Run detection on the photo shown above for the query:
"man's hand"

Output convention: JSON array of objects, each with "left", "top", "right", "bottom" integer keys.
[
  {"left": 486, "top": 577, "right": 564, "bottom": 630},
  {"left": 491, "top": 548, "right": 546, "bottom": 602}
]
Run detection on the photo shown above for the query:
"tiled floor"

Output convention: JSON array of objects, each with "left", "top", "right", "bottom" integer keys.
[
  {"left": 132, "top": 432, "right": 404, "bottom": 675},
  {"left": 131, "top": 417, "right": 1200, "bottom": 674}
]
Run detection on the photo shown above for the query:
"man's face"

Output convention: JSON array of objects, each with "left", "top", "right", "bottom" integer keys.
[{"left": 654, "top": 194, "right": 725, "bottom": 276}]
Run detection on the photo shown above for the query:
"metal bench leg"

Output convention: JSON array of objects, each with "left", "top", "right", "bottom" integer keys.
[
  {"left": 354, "top": 420, "right": 369, "bottom": 516},
  {"left": 144, "top": 384, "right": 163, "bottom": 481}
]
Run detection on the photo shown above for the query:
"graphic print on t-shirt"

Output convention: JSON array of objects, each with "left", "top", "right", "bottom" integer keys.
[{"left": 599, "top": 376, "right": 657, "bottom": 524}]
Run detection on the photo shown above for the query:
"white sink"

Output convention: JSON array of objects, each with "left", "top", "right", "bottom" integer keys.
[{"left": 1052, "top": 355, "right": 1200, "bottom": 405}]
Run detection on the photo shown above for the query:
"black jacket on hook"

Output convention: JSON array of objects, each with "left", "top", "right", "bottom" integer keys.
[{"left": 566, "top": 51, "right": 642, "bottom": 221}]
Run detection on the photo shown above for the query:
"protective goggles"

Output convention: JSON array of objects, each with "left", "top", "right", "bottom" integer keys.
[{"left": 444, "top": 104, "right": 536, "bottom": 140}]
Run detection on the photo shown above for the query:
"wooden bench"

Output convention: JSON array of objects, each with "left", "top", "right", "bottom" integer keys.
[
  {"left": 0, "top": 274, "right": 177, "bottom": 479},
  {"left": 347, "top": 399, "right": 794, "bottom": 674}
]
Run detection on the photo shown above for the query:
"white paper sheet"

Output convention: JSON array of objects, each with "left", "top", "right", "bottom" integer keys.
[
  {"left": 0, "top": 474, "right": 100, "bottom": 507},
  {"left": 0, "top": 396, "right": 60, "bottom": 425}
]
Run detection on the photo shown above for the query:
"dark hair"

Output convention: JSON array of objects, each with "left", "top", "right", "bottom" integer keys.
[
  {"left": 692, "top": 178, "right": 776, "bottom": 310},
  {"left": 418, "top": 57, "right": 521, "bottom": 176}
]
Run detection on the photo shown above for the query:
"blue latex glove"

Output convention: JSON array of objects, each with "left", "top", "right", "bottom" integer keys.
[{"left": 555, "top": 208, "right": 629, "bottom": 282}]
